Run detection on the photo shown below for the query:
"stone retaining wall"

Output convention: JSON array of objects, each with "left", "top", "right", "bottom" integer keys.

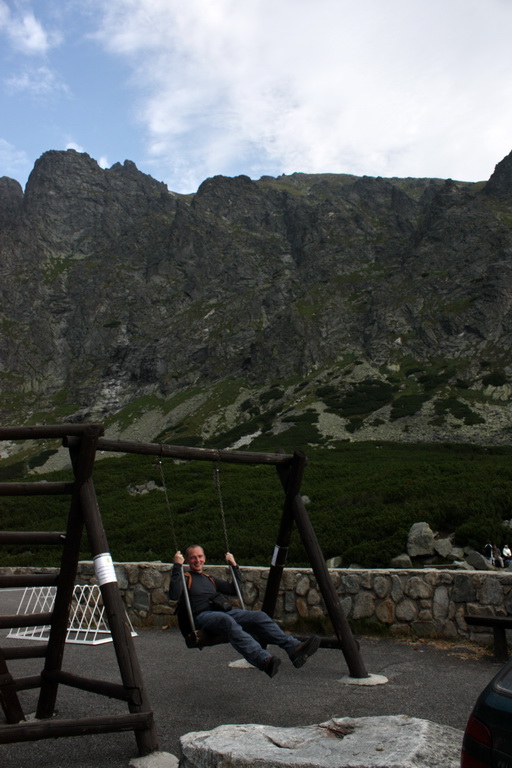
[{"left": 7, "top": 563, "right": 512, "bottom": 644}]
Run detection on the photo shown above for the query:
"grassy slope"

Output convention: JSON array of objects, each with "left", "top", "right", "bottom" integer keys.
[{"left": 1, "top": 441, "right": 511, "bottom": 569}]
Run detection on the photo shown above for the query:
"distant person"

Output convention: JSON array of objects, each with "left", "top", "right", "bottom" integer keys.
[
  {"left": 503, "top": 544, "right": 511, "bottom": 567},
  {"left": 493, "top": 545, "right": 504, "bottom": 568},
  {"left": 169, "top": 545, "right": 320, "bottom": 677},
  {"left": 483, "top": 541, "right": 493, "bottom": 563}
]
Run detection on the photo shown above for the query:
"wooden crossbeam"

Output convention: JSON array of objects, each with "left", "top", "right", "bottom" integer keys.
[
  {"left": 0, "top": 712, "right": 154, "bottom": 744},
  {"left": 0, "top": 574, "right": 60, "bottom": 589},
  {"left": 0, "top": 482, "right": 73, "bottom": 496},
  {"left": 0, "top": 424, "right": 104, "bottom": 440},
  {"left": 0, "top": 612, "right": 54, "bottom": 629},
  {"left": 0, "top": 532, "right": 66, "bottom": 545},
  {"left": 41, "top": 669, "right": 135, "bottom": 703},
  {"left": 0, "top": 644, "right": 48, "bottom": 660}
]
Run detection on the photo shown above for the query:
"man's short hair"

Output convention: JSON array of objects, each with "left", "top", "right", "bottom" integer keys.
[{"left": 185, "top": 544, "right": 204, "bottom": 559}]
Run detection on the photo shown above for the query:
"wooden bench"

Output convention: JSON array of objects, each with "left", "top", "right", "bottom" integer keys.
[{"left": 464, "top": 614, "right": 512, "bottom": 662}]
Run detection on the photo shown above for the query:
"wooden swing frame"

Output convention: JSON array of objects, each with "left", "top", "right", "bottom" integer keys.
[
  {"left": 0, "top": 423, "right": 368, "bottom": 758},
  {"left": 95, "top": 435, "right": 368, "bottom": 678}
]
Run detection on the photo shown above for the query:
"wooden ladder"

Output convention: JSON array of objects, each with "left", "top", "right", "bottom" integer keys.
[{"left": 0, "top": 424, "right": 158, "bottom": 756}]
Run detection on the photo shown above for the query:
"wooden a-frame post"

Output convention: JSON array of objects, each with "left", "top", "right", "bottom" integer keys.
[
  {"left": 262, "top": 450, "right": 368, "bottom": 679},
  {"left": 0, "top": 424, "right": 158, "bottom": 756}
]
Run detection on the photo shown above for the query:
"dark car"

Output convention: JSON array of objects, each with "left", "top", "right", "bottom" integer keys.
[{"left": 462, "top": 657, "right": 512, "bottom": 768}]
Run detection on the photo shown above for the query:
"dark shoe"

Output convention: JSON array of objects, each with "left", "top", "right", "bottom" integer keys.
[
  {"left": 289, "top": 636, "right": 321, "bottom": 668},
  {"left": 262, "top": 655, "right": 281, "bottom": 678}
]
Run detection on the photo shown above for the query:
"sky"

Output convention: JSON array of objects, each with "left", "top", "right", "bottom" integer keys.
[{"left": 1, "top": 0, "right": 512, "bottom": 194}]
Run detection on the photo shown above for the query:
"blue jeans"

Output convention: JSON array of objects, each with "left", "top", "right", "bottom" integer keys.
[{"left": 195, "top": 608, "right": 300, "bottom": 669}]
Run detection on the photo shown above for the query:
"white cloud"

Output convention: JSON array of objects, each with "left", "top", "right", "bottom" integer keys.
[
  {"left": 0, "top": 1, "right": 10, "bottom": 29},
  {"left": 0, "top": 2, "right": 60, "bottom": 55},
  {"left": 6, "top": 65, "right": 69, "bottom": 98},
  {"left": 0, "top": 137, "right": 30, "bottom": 181},
  {"left": 1, "top": 2, "right": 67, "bottom": 107},
  {"left": 86, "top": 0, "right": 512, "bottom": 190},
  {"left": 65, "top": 141, "right": 85, "bottom": 152}
]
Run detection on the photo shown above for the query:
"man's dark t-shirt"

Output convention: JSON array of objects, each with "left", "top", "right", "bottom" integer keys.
[{"left": 169, "top": 565, "right": 242, "bottom": 615}]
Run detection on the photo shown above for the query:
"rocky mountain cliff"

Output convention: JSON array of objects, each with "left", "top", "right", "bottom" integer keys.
[{"left": 2, "top": 148, "right": 512, "bottom": 460}]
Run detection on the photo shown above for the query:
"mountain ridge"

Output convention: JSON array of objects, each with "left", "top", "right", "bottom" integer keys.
[{"left": 2, "top": 149, "right": 512, "bottom": 464}]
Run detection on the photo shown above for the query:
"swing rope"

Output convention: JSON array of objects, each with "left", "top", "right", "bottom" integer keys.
[
  {"left": 156, "top": 459, "right": 179, "bottom": 553},
  {"left": 213, "top": 458, "right": 245, "bottom": 609},
  {"left": 213, "top": 459, "right": 230, "bottom": 554},
  {"left": 158, "top": 455, "right": 245, "bottom": 639},
  {"left": 157, "top": 459, "right": 202, "bottom": 640}
]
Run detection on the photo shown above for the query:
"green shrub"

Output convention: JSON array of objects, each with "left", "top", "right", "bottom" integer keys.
[
  {"left": 259, "top": 387, "right": 285, "bottom": 404},
  {"left": 346, "top": 418, "right": 364, "bottom": 433},
  {"left": 390, "top": 394, "right": 428, "bottom": 421},
  {"left": 482, "top": 371, "right": 507, "bottom": 387},
  {"left": 453, "top": 518, "right": 505, "bottom": 551},
  {"left": 343, "top": 531, "right": 407, "bottom": 568},
  {"left": 434, "top": 397, "right": 485, "bottom": 425},
  {"left": 0, "top": 460, "right": 26, "bottom": 481},
  {"left": 28, "top": 450, "right": 58, "bottom": 470},
  {"left": 417, "top": 365, "right": 456, "bottom": 391},
  {"left": 339, "top": 380, "right": 394, "bottom": 417},
  {"left": 167, "top": 435, "right": 203, "bottom": 447},
  {"left": 318, "top": 379, "right": 393, "bottom": 419}
]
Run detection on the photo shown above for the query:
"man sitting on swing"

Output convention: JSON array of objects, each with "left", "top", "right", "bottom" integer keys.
[{"left": 169, "top": 545, "right": 320, "bottom": 678}]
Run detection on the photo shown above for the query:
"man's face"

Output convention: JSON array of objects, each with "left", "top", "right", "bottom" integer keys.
[{"left": 186, "top": 547, "right": 206, "bottom": 573}]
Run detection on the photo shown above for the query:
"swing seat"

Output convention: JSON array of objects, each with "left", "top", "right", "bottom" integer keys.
[
  {"left": 184, "top": 628, "right": 230, "bottom": 650},
  {"left": 179, "top": 612, "right": 262, "bottom": 650},
  {"left": 176, "top": 605, "right": 230, "bottom": 649}
]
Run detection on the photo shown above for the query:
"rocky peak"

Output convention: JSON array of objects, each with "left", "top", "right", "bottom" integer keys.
[
  {"left": 0, "top": 176, "right": 23, "bottom": 230},
  {"left": 192, "top": 173, "right": 277, "bottom": 234},
  {"left": 22, "top": 150, "right": 176, "bottom": 257},
  {"left": 483, "top": 149, "right": 512, "bottom": 199}
]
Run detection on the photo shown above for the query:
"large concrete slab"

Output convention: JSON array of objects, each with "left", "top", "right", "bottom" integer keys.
[{"left": 180, "top": 715, "right": 462, "bottom": 768}]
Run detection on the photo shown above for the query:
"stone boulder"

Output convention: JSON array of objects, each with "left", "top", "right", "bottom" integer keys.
[
  {"left": 179, "top": 715, "right": 463, "bottom": 768},
  {"left": 466, "top": 551, "right": 495, "bottom": 570},
  {"left": 390, "top": 553, "right": 413, "bottom": 569},
  {"left": 406, "top": 522, "right": 436, "bottom": 557},
  {"left": 434, "top": 537, "right": 453, "bottom": 559},
  {"left": 447, "top": 546, "right": 466, "bottom": 562}
]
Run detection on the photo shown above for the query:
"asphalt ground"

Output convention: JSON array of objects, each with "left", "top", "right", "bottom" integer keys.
[{"left": 0, "top": 588, "right": 505, "bottom": 768}]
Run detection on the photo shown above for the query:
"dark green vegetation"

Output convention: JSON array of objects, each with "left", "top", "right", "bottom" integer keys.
[{"left": 1, "top": 441, "right": 512, "bottom": 569}]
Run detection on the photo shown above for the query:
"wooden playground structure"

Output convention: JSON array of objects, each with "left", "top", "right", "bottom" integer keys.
[{"left": 0, "top": 423, "right": 368, "bottom": 757}]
